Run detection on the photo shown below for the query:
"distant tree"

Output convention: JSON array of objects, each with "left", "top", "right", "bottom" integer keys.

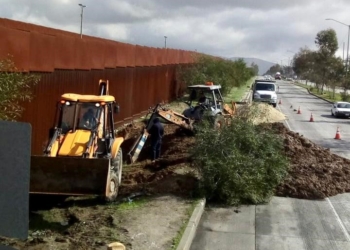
[
  {"left": 315, "top": 29, "right": 338, "bottom": 56},
  {"left": 314, "top": 29, "right": 339, "bottom": 93},
  {"left": 177, "top": 55, "right": 254, "bottom": 96},
  {"left": 250, "top": 62, "right": 259, "bottom": 76},
  {"left": 0, "top": 56, "right": 41, "bottom": 121},
  {"left": 292, "top": 47, "right": 316, "bottom": 84},
  {"left": 327, "top": 57, "right": 344, "bottom": 98},
  {"left": 264, "top": 64, "right": 282, "bottom": 76},
  {"left": 293, "top": 30, "right": 342, "bottom": 93}
]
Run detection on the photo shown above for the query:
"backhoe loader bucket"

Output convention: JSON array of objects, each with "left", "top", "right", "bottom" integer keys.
[{"left": 30, "top": 156, "right": 114, "bottom": 198}]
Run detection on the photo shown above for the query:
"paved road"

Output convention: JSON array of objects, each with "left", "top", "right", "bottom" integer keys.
[{"left": 190, "top": 80, "right": 350, "bottom": 250}]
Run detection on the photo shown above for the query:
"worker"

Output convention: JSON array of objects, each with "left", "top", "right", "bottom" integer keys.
[
  {"left": 81, "top": 108, "right": 97, "bottom": 129},
  {"left": 198, "top": 92, "right": 208, "bottom": 105},
  {"left": 147, "top": 117, "right": 164, "bottom": 162}
]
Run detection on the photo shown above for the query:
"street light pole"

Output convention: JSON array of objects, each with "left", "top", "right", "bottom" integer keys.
[
  {"left": 164, "top": 36, "right": 167, "bottom": 48},
  {"left": 325, "top": 18, "right": 350, "bottom": 74},
  {"left": 79, "top": 4, "right": 86, "bottom": 39}
]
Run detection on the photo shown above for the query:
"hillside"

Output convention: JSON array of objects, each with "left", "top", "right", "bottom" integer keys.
[{"left": 230, "top": 57, "right": 276, "bottom": 75}]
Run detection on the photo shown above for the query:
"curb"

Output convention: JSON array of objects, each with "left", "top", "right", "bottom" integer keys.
[
  {"left": 293, "top": 81, "right": 334, "bottom": 104},
  {"left": 176, "top": 198, "right": 206, "bottom": 250},
  {"left": 306, "top": 89, "right": 334, "bottom": 104}
]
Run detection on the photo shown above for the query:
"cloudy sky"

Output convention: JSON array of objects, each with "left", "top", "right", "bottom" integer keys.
[{"left": 1, "top": 0, "right": 350, "bottom": 64}]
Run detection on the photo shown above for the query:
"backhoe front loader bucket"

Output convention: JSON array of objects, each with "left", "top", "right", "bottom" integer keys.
[{"left": 30, "top": 156, "right": 113, "bottom": 198}]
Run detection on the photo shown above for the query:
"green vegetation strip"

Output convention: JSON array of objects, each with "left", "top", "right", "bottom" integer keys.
[
  {"left": 294, "top": 81, "right": 340, "bottom": 102},
  {"left": 226, "top": 77, "right": 255, "bottom": 102}
]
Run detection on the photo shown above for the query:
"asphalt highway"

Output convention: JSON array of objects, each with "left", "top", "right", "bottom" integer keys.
[{"left": 190, "top": 80, "right": 350, "bottom": 250}]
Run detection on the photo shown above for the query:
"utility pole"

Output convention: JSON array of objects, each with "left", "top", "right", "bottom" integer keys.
[
  {"left": 79, "top": 4, "right": 86, "bottom": 39},
  {"left": 164, "top": 36, "right": 167, "bottom": 48}
]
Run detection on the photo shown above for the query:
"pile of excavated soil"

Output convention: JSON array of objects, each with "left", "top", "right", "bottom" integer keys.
[
  {"left": 119, "top": 115, "right": 350, "bottom": 200},
  {"left": 271, "top": 122, "right": 350, "bottom": 199},
  {"left": 120, "top": 123, "right": 197, "bottom": 197},
  {"left": 236, "top": 103, "right": 287, "bottom": 124}
]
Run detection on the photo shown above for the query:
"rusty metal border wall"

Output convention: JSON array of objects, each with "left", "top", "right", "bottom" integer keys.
[{"left": 0, "top": 18, "right": 193, "bottom": 154}]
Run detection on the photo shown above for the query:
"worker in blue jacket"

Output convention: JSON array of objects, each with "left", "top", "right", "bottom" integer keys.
[{"left": 147, "top": 117, "right": 164, "bottom": 162}]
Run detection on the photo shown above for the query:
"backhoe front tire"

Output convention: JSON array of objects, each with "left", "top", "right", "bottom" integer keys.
[
  {"left": 112, "top": 148, "right": 123, "bottom": 184},
  {"left": 106, "top": 148, "right": 123, "bottom": 202},
  {"left": 214, "top": 114, "right": 225, "bottom": 129},
  {"left": 106, "top": 172, "right": 119, "bottom": 202}
]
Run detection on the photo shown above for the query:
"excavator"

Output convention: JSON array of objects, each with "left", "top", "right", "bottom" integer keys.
[
  {"left": 30, "top": 80, "right": 124, "bottom": 201},
  {"left": 128, "top": 82, "right": 236, "bottom": 163}
]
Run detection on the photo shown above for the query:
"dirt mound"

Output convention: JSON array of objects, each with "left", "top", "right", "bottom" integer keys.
[
  {"left": 236, "top": 103, "right": 287, "bottom": 124},
  {"left": 271, "top": 122, "right": 350, "bottom": 199},
  {"left": 120, "top": 118, "right": 350, "bottom": 200},
  {"left": 120, "top": 123, "right": 197, "bottom": 197}
]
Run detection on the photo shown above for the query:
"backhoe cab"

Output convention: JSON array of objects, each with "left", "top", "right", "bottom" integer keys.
[{"left": 30, "top": 80, "right": 124, "bottom": 201}]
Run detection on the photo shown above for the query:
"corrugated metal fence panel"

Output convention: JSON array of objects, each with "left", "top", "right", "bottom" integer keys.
[
  {"left": 29, "top": 31, "right": 55, "bottom": 72},
  {"left": 54, "top": 35, "right": 77, "bottom": 70},
  {"left": 21, "top": 64, "right": 191, "bottom": 154},
  {"left": 0, "top": 26, "right": 30, "bottom": 72},
  {"left": 0, "top": 18, "right": 200, "bottom": 72},
  {"left": 0, "top": 18, "right": 200, "bottom": 153},
  {"left": 115, "top": 42, "right": 129, "bottom": 68},
  {"left": 104, "top": 40, "right": 118, "bottom": 68}
]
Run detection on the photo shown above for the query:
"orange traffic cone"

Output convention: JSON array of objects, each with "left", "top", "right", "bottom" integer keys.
[
  {"left": 334, "top": 127, "right": 341, "bottom": 140},
  {"left": 278, "top": 99, "right": 282, "bottom": 105},
  {"left": 309, "top": 113, "right": 314, "bottom": 122},
  {"left": 297, "top": 106, "right": 301, "bottom": 114}
]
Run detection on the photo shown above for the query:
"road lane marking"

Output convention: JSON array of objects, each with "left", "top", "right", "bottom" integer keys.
[
  {"left": 277, "top": 105, "right": 292, "bottom": 131},
  {"left": 326, "top": 198, "right": 350, "bottom": 241}
]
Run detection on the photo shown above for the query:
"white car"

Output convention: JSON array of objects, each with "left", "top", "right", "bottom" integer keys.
[{"left": 331, "top": 102, "right": 350, "bottom": 118}]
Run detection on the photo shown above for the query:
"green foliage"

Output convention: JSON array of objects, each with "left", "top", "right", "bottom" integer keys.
[
  {"left": 315, "top": 29, "right": 338, "bottom": 56},
  {"left": 0, "top": 56, "right": 41, "bottom": 121},
  {"left": 250, "top": 62, "right": 259, "bottom": 76},
  {"left": 264, "top": 64, "right": 283, "bottom": 76},
  {"left": 293, "top": 29, "right": 344, "bottom": 91},
  {"left": 191, "top": 117, "right": 289, "bottom": 205},
  {"left": 177, "top": 55, "right": 254, "bottom": 96},
  {"left": 340, "top": 92, "right": 350, "bottom": 102}
]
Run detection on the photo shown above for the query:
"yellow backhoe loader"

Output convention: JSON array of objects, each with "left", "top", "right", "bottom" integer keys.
[
  {"left": 128, "top": 82, "right": 236, "bottom": 163},
  {"left": 30, "top": 80, "right": 124, "bottom": 201}
]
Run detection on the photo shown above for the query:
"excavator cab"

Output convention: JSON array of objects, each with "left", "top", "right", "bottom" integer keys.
[
  {"left": 30, "top": 80, "right": 124, "bottom": 201},
  {"left": 183, "top": 82, "right": 235, "bottom": 120}
]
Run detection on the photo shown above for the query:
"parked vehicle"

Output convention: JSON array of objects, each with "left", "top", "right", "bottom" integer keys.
[
  {"left": 30, "top": 80, "right": 124, "bottom": 201},
  {"left": 331, "top": 102, "right": 350, "bottom": 118},
  {"left": 252, "top": 79, "right": 278, "bottom": 107},
  {"left": 275, "top": 72, "right": 281, "bottom": 80}
]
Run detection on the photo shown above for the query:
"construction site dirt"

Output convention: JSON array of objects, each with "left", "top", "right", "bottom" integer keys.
[{"left": 2, "top": 112, "right": 350, "bottom": 249}]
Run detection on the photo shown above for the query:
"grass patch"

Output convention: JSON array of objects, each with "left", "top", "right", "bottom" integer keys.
[
  {"left": 294, "top": 81, "right": 340, "bottom": 102},
  {"left": 170, "top": 199, "right": 203, "bottom": 250},
  {"left": 226, "top": 77, "right": 255, "bottom": 102},
  {"left": 107, "top": 197, "right": 149, "bottom": 210}
]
